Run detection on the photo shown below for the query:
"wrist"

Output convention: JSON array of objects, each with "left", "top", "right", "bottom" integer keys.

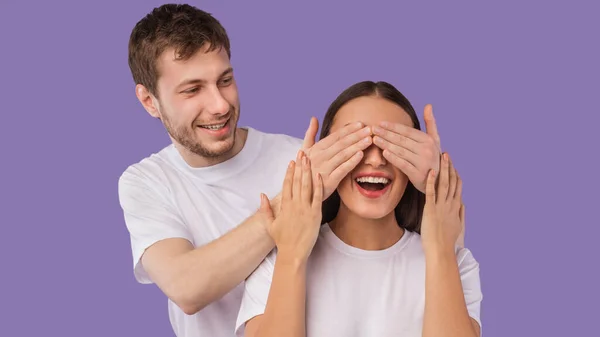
[
  {"left": 276, "top": 250, "right": 309, "bottom": 268},
  {"left": 422, "top": 231, "right": 457, "bottom": 255},
  {"left": 423, "top": 242, "right": 456, "bottom": 261},
  {"left": 251, "top": 212, "right": 275, "bottom": 247}
]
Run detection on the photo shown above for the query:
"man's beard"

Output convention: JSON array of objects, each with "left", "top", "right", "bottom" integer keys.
[{"left": 161, "top": 108, "right": 238, "bottom": 158}]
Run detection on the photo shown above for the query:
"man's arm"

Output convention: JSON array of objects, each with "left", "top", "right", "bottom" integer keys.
[
  {"left": 141, "top": 200, "right": 278, "bottom": 315},
  {"left": 119, "top": 169, "right": 282, "bottom": 316}
]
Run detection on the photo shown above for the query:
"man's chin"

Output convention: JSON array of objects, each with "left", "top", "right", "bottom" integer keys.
[{"left": 193, "top": 136, "right": 236, "bottom": 158}]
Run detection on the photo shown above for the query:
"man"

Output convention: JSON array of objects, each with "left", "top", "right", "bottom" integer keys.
[{"left": 118, "top": 3, "right": 446, "bottom": 337}]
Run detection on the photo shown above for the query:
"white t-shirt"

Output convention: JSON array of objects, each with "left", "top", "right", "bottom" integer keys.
[
  {"left": 118, "top": 127, "right": 303, "bottom": 337},
  {"left": 236, "top": 224, "right": 483, "bottom": 337}
]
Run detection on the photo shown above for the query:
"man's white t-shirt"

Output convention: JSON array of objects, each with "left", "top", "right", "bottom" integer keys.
[
  {"left": 236, "top": 224, "right": 483, "bottom": 337},
  {"left": 118, "top": 127, "right": 303, "bottom": 337}
]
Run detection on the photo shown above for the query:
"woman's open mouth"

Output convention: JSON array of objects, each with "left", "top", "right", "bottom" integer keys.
[{"left": 354, "top": 175, "right": 391, "bottom": 198}]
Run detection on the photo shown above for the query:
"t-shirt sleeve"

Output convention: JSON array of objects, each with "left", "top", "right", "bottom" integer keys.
[
  {"left": 118, "top": 166, "right": 194, "bottom": 284},
  {"left": 235, "top": 249, "right": 277, "bottom": 337},
  {"left": 456, "top": 247, "right": 484, "bottom": 330}
]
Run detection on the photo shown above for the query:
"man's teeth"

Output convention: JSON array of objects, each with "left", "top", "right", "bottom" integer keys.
[
  {"left": 355, "top": 176, "right": 390, "bottom": 184},
  {"left": 201, "top": 123, "right": 226, "bottom": 130}
]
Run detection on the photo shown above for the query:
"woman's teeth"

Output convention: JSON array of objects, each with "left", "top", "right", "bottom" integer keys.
[
  {"left": 355, "top": 176, "right": 390, "bottom": 184},
  {"left": 355, "top": 176, "right": 391, "bottom": 191}
]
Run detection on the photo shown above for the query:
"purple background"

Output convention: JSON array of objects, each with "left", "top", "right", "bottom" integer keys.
[{"left": 1, "top": 0, "right": 598, "bottom": 336}]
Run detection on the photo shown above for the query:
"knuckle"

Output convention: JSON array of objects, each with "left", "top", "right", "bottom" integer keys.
[
  {"left": 396, "top": 145, "right": 405, "bottom": 156},
  {"left": 398, "top": 135, "right": 407, "bottom": 146},
  {"left": 342, "top": 131, "right": 359, "bottom": 143}
]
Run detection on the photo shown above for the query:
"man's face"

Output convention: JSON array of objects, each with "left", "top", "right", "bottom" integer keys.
[{"left": 144, "top": 45, "right": 240, "bottom": 161}]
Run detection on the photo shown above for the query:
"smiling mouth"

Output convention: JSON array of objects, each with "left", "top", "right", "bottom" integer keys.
[
  {"left": 198, "top": 118, "right": 229, "bottom": 130},
  {"left": 355, "top": 176, "right": 391, "bottom": 191}
]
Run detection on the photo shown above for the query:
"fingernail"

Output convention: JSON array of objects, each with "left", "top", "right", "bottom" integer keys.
[{"left": 364, "top": 136, "right": 372, "bottom": 143}]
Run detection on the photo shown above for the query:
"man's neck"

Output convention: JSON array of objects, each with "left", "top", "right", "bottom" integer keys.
[
  {"left": 174, "top": 127, "right": 248, "bottom": 168},
  {"left": 329, "top": 204, "right": 404, "bottom": 251}
]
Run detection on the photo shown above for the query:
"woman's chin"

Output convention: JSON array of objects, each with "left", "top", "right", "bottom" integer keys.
[{"left": 346, "top": 204, "right": 395, "bottom": 221}]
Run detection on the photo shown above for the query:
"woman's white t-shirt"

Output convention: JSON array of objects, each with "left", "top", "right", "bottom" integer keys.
[{"left": 235, "top": 224, "right": 483, "bottom": 337}]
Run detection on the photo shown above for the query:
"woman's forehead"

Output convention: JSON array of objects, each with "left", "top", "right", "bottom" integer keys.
[{"left": 330, "top": 96, "right": 413, "bottom": 131}]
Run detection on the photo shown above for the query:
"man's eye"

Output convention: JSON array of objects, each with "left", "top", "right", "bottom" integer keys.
[
  {"left": 183, "top": 87, "right": 199, "bottom": 94},
  {"left": 220, "top": 77, "right": 233, "bottom": 86}
]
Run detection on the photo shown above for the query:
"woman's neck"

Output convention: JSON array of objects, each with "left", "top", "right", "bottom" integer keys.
[{"left": 329, "top": 203, "right": 405, "bottom": 251}]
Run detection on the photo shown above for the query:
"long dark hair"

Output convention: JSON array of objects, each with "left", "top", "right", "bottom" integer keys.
[{"left": 319, "top": 81, "right": 425, "bottom": 233}]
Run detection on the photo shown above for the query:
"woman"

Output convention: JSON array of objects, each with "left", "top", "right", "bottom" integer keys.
[{"left": 235, "top": 81, "right": 482, "bottom": 337}]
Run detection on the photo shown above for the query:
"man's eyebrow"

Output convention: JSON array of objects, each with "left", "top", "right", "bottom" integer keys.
[
  {"left": 220, "top": 67, "right": 233, "bottom": 77},
  {"left": 176, "top": 67, "right": 234, "bottom": 89}
]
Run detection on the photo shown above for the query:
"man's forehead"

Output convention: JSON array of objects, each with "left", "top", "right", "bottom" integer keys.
[{"left": 157, "top": 47, "right": 231, "bottom": 84}]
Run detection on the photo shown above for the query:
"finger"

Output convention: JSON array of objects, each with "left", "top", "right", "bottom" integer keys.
[
  {"left": 328, "top": 151, "right": 364, "bottom": 187},
  {"left": 259, "top": 193, "right": 274, "bottom": 221},
  {"left": 425, "top": 169, "right": 436, "bottom": 205},
  {"left": 438, "top": 153, "right": 449, "bottom": 202},
  {"left": 381, "top": 149, "right": 420, "bottom": 180},
  {"left": 456, "top": 205, "right": 465, "bottom": 248},
  {"left": 282, "top": 160, "right": 295, "bottom": 201},
  {"left": 320, "top": 124, "right": 371, "bottom": 157},
  {"left": 293, "top": 151, "right": 303, "bottom": 198},
  {"left": 372, "top": 126, "right": 419, "bottom": 154},
  {"left": 447, "top": 154, "right": 457, "bottom": 202},
  {"left": 324, "top": 135, "right": 371, "bottom": 174},
  {"left": 312, "top": 172, "right": 324, "bottom": 210},
  {"left": 373, "top": 136, "right": 420, "bottom": 167},
  {"left": 455, "top": 170, "right": 463, "bottom": 201},
  {"left": 378, "top": 121, "right": 429, "bottom": 143},
  {"left": 301, "top": 117, "right": 319, "bottom": 150},
  {"left": 301, "top": 155, "right": 313, "bottom": 203},
  {"left": 423, "top": 104, "right": 441, "bottom": 149}
]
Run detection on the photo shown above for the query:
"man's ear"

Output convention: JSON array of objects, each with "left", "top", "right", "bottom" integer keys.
[{"left": 135, "top": 84, "right": 161, "bottom": 119}]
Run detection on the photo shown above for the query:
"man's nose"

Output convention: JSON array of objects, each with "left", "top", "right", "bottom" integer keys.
[{"left": 205, "top": 86, "right": 230, "bottom": 116}]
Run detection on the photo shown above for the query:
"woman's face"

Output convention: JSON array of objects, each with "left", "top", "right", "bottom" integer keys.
[{"left": 329, "top": 95, "right": 414, "bottom": 220}]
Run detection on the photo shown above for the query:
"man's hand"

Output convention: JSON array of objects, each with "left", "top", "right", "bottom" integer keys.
[
  {"left": 301, "top": 117, "right": 372, "bottom": 200},
  {"left": 371, "top": 104, "right": 442, "bottom": 193}
]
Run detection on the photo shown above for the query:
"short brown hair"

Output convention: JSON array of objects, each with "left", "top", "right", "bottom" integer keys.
[
  {"left": 128, "top": 4, "right": 231, "bottom": 97},
  {"left": 319, "top": 81, "right": 426, "bottom": 233}
]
